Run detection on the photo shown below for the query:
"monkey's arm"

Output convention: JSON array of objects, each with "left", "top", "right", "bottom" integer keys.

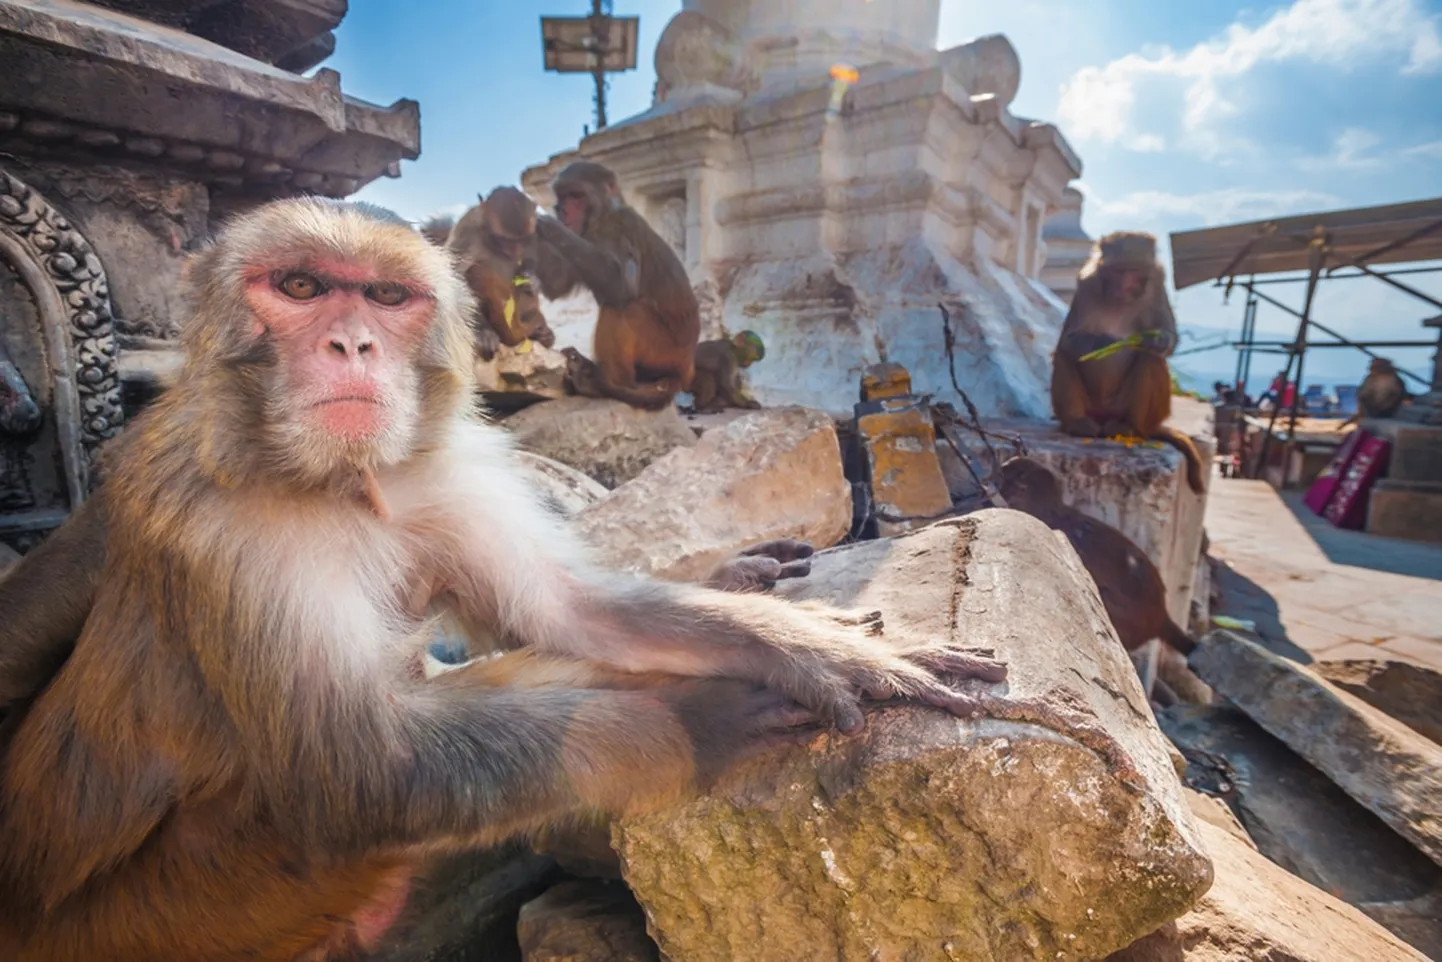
[
  {"left": 0, "top": 495, "right": 107, "bottom": 707},
  {"left": 535, "top": 216, "right": 638, "bottom": 309}
]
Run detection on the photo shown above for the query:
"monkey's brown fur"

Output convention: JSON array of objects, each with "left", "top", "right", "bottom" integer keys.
[
  {"left": 1051, "top": 231, "right": 1205, "bottom": 495},
  {"left": 999, "top": 456, "right": 1195, "bottom": 657},
  {"left": 691, "top": 331, "right": 765, "bottom": 413},
  {"left": 418, "top": 214, "right": 455, "bottom": 248},
  {"left": 0, "top": 198, "right": 1003, "bottom": 960},
  {"left": 535, "top": 161, "right": 699, "bottom": 411},
  {"left": 446, "top": 186, "right": 555, "bottom": 360},
  {"left": 1348, "top": 357, "right": 1409, "bottom": 424}
]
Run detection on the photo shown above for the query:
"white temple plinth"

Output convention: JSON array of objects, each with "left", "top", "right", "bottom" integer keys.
[{"left": 523, "top": 1, "right": 1085, "bottom": 417}]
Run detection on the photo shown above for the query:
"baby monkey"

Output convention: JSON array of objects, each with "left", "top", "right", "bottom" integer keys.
[
  {"left": 690, "top": 330, "right": 767, "bottom": 413},
  {"left": 0, "top": 198, "right": 1004, "bottom": 961}
]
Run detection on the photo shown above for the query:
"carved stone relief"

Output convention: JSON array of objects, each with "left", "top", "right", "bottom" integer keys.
[
  {"left": 654, "top": 193, "right": 688, "bottom": 262},
  {"left": 0, "top": 167, "right": 124, "bottom": 551}
]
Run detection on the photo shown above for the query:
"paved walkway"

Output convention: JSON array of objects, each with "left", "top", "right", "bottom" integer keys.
[{"left": 1205, "top": 476, "right": 1442, "bottom": 671}]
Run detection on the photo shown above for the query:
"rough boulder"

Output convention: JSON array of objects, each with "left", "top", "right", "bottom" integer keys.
[
  {"left": 575, "top": 406, "right": 852, "bottom": 582},
  {"left": 612, "top": 510, "right": 1214, "bottom": 961},
  {"left": 502, "top": 396, "right": 698, "bottom": 489}
]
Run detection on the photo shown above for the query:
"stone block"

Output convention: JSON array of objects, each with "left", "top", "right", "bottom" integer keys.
[
  {"left": 1189, "top": 631, "right": 1442, "bottom": 868},
  {"left": 1314, "top": 659, "right": 1442, "bottom": 747},
  {"left": 1362, "top": 419, "right": 1442, "bottom": 484},
  {"left": 501, "top": 396, "right": 698, "bottom": 490},
  {"left": 854, "top": 395, "right": 952, "bottom": 533},
  {"left": 475, "top": 345, "right": 570, "bottom": 411},
  {"left": 1159, "top": 704, "right": 1442, "bottom": 956},
  {"left": 614, "top": 512, "right": 1213, "bottom": 962},
  {"left": 575, "top": 407, "right": 851, "bottom": 582},
  {"left": 1106, "top": 819, "right": 1428, "bottom": 962},
  {"left": 858, "top": 362, "right": 913, "bottom": 401},
  {"left": 1366, "top": 480, "right": 1442, "bottom": 544}
]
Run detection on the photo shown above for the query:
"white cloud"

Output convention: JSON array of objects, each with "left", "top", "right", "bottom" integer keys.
[
  {"left": 1085, "top": 186, "right": 1342, "bottom": 229},
  {"left": 1297, "top": 127, "right": 1386, "bottom": 170},
  {"left": 1057, "top": 0, "right": 1442, "bottom": 157},
  {"left": 1403, "top": 139, "right": 1442, "bottom": 159}
]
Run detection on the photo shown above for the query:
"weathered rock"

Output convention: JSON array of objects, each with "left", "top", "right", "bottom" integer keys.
[
  {"left": 1160, "top": 704, "right": 1442, "bottom": 956},
  {"left": 513, "top": 451, "right": 610, "bottom": 517},
  {"left": 575, "top": 407, "right": 851, "bottom": 582},
  {"left": 1315, "top": 659, "right": 1442, "bottom": 746},
  {"left": 1106, "top": 820, "right": 1427, "bottom": 962},
  {"left": 475, "top": 345, "right": 570, "bottom": 411},
  {"left": 0, "top": 541, "right": 19, "bottom": 576},
  {"left": 1190, "top": 632, "right": 1442, "bottom": 868},
  {"left": 517, "top": 881, "right": 659, "bottom": 962},
  {"left": 501, "top": 397, "right": 697, "bottom": 489},
  {"left": 613, "top": 511, "right": 1213, "bottom": 962}
]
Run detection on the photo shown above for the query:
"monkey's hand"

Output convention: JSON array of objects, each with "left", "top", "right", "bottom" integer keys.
[
  {"left": 1058, "top": 331, "right": 1116, "bottom": 359},
  {"left": 533, "top": 324, "right": 557, "bottom": 349},
  {"left": 475, "top": 326, "right": 501, "bottom": 361},
  {"left": 656, "top": 678, "right": 820, "bottom": 786},
  {"left": 1136, "top": 329, "right": 1177, "bottom": 355}
]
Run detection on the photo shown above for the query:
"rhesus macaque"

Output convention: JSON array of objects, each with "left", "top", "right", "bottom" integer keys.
[
  {"left": 691, "top": 330, "right": 766, "bottom": 413},
  {"left": 1050, "top": 232, "right": 1206, "bottom": 495},
  {"left": 999, "top": 456, "right": 1195, "bottom": 658},
  {"left": 1346, "top": 357, "right": 1410, "bottom": 424},
  {"left": 446, "top": 186, "right": 555, "bottom": 360},
  {"left": 0, "top": 198, "right": 1004, "bottom": 960},
  {"left": 534, "top": 161, "right": 700, "bottom": 411}
]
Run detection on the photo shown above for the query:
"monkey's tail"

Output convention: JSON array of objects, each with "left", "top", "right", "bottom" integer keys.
[
  {"left": 1162, "top": 617, "right": 1197, "bottom": 656},
  {"left": 1151, "top": 426, "right": 1206, "bottom": 495}
]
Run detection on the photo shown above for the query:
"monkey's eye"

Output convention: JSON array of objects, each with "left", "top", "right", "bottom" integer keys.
[
  {"left": 277, "top": 273, "right": 324, "bottom": 300},
  {"left": 366, "top": 282, "right": 411, "bottom": 307}
]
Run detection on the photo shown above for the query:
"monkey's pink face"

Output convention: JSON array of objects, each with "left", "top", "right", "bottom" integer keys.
[
  {"left": 556, "top": 190, "right": 589, "bottom": 233},
  {"left": 243, "top": 260, "right": 434, "bottom": 445}
]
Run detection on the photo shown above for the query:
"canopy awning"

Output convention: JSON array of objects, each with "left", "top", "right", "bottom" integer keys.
[{"left": 1168, "top": 197, "right": 1442, "bottom": 290}]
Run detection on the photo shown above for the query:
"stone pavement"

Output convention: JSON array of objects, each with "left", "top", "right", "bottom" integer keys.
[{"left": 1205, "top": 475, "right": 1442, "bottom": 671}]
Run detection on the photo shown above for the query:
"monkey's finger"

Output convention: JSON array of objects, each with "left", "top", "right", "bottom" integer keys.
[
  {"left": 828, "top": 609, "right": 884, "bottom": 627},
  {"left": 739, "top": 538, "right": 813, "bottom": 563},
  {"left": 915, "top": 683, "right": 988, "bottom": 719},
  {"left": 774, "top": 560, "right": 812, "bottom": 581},
  {"left": 906, "top": 648, "right": 1009, "bottom": 684}
]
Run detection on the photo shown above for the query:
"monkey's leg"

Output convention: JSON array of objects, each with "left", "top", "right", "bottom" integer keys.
[
  {"left": 689, "top": 370, "right": 721, "bottom": 412},
  {"left": 1051, "top": 353, "right": 1102, "bottom": 437},
  {"left": 593, "top": 307, "right": 678, "bottom": 411},
  {"left": 1122, "top": 352, "right": 1173, "bottom": 437}
]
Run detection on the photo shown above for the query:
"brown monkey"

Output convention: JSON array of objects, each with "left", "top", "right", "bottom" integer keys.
[
  {"left": 417, "top": 214, "right": 455, "bottom": 248},
  {"left": 999, "top": 456, "right": 1194, "bottom": 657},
  {"left": 0, "top": 198, "right": 1003, "bottom": 960},
  {"left": 1345, "top": 357, "right": 1409, "bottom": 424},
  {"left": 1050, "top": 232, "right": 1206, "bottom": 494},
  {"left": 447, "top": 186, "right": 555, "bottom": 360},
  {"left": 691, "top": 330, "right": 766, "bottom": 413},
  {"left": 534, "top": 161, "right": 699, "bottom": 411}
]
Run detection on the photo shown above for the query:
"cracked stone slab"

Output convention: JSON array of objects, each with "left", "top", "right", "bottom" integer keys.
[
  {"left": 1190, "top": 632, "right": 1442, "bottom": 868},
  {"left": 613, "top": 510, "right": 1213, "bottom": 962}
]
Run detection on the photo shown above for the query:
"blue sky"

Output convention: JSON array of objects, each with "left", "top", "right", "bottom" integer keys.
[{"left": 324, "top": 0, "right": 1442, "bottom": 395}]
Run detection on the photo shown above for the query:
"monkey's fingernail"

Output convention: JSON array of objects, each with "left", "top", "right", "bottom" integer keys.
[{"left": 836, "top": 708, "right": 865, "bottom": 735}]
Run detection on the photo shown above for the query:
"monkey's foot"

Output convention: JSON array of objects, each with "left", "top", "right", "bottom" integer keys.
[{"left": 1061, "top": 417, "right": 1103, "bottom": 437}]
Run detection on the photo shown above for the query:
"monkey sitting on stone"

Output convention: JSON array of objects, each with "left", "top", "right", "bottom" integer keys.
[
  {"left": 447, "top": 186, "right": 555, "bottom": 360},
  {"left": 1343, "top": 357, "right": 1410, "bottom": 425},
  {"left": 999, "top": 456, "right": 1195, "bottom": 662},
  {"left": 1050, "top": 231, "right": 1205, "bottom": 495},
  {"left": 0, "top": 197, "right": 1005, "bottom": 960},
  {"left": 690, "top": 330, "right": 766, "bottom": 413}
]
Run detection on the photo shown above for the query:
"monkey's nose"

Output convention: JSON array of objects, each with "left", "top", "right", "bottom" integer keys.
[{"left": 323, "top": 332, "right": 378, "bottom": 359}]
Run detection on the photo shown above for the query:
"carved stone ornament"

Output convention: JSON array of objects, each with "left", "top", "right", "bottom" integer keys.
[{"left": 0, "top": 167, "right": 124, "bottom": 498}]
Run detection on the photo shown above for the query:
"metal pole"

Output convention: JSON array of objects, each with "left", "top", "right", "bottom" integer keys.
[
  {"left": 590, "top": 0, "right": 608, "bottom": 130},
  {"left": 1286, "top": 239, "right": 1327, "bottom": 445}
]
